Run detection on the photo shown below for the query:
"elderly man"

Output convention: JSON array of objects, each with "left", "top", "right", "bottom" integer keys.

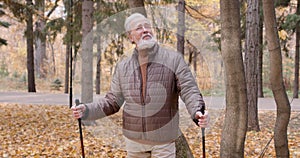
[{"left": 72, "top": 13, "right": 209, "bottom": 158}]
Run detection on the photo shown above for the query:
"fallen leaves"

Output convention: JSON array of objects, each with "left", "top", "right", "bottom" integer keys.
[
  {"left": 0, "top": 103, "right": 127, "bottom": 158},
  {"left": 186, "top": 110, "right": 300, "bottom": 158},
  {"left": 0, "top": 103, "right": 299, "bottom": 157}
]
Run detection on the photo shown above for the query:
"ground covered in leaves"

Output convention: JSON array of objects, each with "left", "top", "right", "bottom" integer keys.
[{"left": 0, "top": 103, "right": 299, "bottom": 158}]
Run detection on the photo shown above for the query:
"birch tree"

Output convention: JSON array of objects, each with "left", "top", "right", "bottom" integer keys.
[{"left": 81, "top": 0, "right": 94, "bottom": 103}]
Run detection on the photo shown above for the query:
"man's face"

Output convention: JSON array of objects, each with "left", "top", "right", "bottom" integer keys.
[{"left": 128, "top": 20, "right": 156, "bottom": 50}]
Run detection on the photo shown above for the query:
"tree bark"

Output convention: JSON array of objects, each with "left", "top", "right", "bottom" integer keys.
[
  {"left": 81, "top": 0, "right": 94, "bottom": 103},
  {"left": 175, "top": 132, "right": 194, "bottom": 158},
  {"left": 262, "top": 0, "right": 291, "bottom": 157},
  {"left": 177, "top": 0, "right": 185, "bottom": 55},
  {"left": 65, "top": 43, "right": 70, "bottom": 94},
  {"left": 35, "top": 0, "right": 47, "bottom": 78},
  {"left": 245, "top": 0, "right": 260, "bottom": 131},
  {"left": 193, "top": 51, "right": 197, "bottom": 73},
  {"left": 293, "top": 0, "right": 300, "bottom": 98},
  {"left": 257, "top": 51, "right": 264, "bottom": 97},
  {"left": 257, "top": 4, "right": 264, "bottom": 98},
  {"left": 64, "top": 0, "right": 73, "bottom": 94},
  {"left": 95, "top": 1, "right": 101, "bottom": 95},
  {"left": 49, "top": 40, "right": 56, "bottom": 74},
  {"left": 26, "top": 0, "right": 36, "bottom": 92},
  {"left": 220, "top": 0, "right": 248, "bottom": 157},
  {"left": 127, "top": 0, "right": 146, "bottom": 16},
  {"left": 176, "top": 0, "right": 194, "bottom": 157}
]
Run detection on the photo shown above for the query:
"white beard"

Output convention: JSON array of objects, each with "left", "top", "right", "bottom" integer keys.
[{"left": 137, "top": 34, "right": 157, "bottom": 51}]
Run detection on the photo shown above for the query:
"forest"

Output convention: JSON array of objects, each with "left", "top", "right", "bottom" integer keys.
[{"left": 0, "top": 0, "right": 299, "bottom": 157}]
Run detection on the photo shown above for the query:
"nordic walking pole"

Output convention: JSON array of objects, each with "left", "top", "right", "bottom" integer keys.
[
  {"left": 75, "top": 99, "right": 85, "bottom": 158},
  {"left": 200, "top": 107, "right": 206, "bottom": 158},
  {"left": 68, "top": 0, "right": 83, "bottom": 156}
]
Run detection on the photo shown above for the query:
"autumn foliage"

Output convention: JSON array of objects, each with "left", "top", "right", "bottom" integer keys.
[{"left": 1, "top": 103, "right": 299, "bottom": 157}]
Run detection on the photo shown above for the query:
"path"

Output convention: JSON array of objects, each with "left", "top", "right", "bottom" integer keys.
[{"left": 0, "top": 91, "right": 299, "bottom": 111}]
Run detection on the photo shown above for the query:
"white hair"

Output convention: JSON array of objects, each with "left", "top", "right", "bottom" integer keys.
[{"left": 124, "top": 13, "right": 150, "bottom": 32}]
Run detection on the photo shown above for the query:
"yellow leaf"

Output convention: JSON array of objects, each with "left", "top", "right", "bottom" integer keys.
[{"left": 278, "top": 30, "right": 288, "bottom": 40}]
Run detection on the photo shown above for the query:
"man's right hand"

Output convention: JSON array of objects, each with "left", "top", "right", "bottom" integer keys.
[
  {"left": 71, "top": 104, "right": 86, "bottom": 119},
  {"left": 195, "top": 110, "right": 210, "bottom": 128}
]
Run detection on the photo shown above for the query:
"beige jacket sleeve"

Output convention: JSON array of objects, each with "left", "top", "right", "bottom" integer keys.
[
  {"left": 175, "top": 53, "right": 205, "bottom": 121},
  {"left": 82, "top": 63, "right": 125, "bottom": 120}
]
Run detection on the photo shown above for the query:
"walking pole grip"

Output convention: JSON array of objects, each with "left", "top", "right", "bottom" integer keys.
[
  {"left": 201, "top": 106, "right": 206, "bottom": 158},
  {"left": 75, "top": 99, "right": 85, "bottom": 158}
]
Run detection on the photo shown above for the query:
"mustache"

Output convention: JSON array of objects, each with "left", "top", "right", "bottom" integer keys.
[{"left": 141, "top": 33, "right": 153, "bottom": 39}]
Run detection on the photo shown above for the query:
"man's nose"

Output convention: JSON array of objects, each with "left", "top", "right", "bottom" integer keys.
[
  {"left": 142, "top": 28, "right": 152, "bottom": 36},
  {"left": 142, "top": 26, "right": 149, "bottom": 32}
]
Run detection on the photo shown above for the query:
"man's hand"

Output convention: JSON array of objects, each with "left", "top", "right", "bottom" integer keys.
[
  {"left": 195, "top": 110, "right": 209, "bottom": 128},
  {"left": 71, "top": 104, "right": 86, "bottom": 119}
]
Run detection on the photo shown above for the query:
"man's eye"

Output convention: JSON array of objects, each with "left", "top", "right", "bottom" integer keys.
[
  {"left": 136, "top": 26, "right": 143, "bottom": 31},
  {"left": 134, "top": 24, "right": 151, "bottom": 32}
]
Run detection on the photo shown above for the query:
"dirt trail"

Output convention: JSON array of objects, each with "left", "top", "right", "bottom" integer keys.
[{"left": 0, "top": 91, "right": 299, "bottom": 111}]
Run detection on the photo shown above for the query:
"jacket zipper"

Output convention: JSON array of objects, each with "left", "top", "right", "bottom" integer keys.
[{"left": 140, "top": 63, "right": 149, "bottom": 134}]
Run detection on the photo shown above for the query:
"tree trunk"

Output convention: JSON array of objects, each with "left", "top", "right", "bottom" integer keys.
[
  {"left": 26, "top": 0, "right": 36, "bottom": 92},
  {"left": 81, "top": 0, "right": 94, "bottom": 103},
  {"left": 64, "top": 0, "right": 73, "bottom": 94},
  {"left": 177, "top": 0, "right": 185, "bottom": 55},
  {"left": 65, "top": 43, "right": 70, "bottom": 94},
  {"left": 95, "top": 41, "right": 101, "bottom": 95},
  {"left": 176, "top": 0, "right": 194, "bottom": 157},
  {"left": 95, "top": 1, "right": 101, "bottom": 95},
  {"left": 245, "top": 0, "right": 260, "bottom": 131},
  {"left": 175, "top": 132, "right": 194, "bottom": 158},
  {"left": 257, "top": 4, "right": 264, "bottom": 98},
  {"left": 188, "top": 51, "right": 193, "bottom": 66},
  {"left": 35, "top": 0, "right": 47, "bottom": 78},
  {"left": 187, "top": 40, "right": 198, "bottom": 73},
  {"left": 49, "top": 40, "right": 56, "bottom": 74},
  {"left": 220, "top": 0, "right": 248, "bottom": 157},
  {"left": 262, "top": 0, "right": 291, "bottom": 157},
  {"left": 193, "top": 51, "right": 198, "bottom": 74},
  {"left": 127, "top": 0, "right": 146, "bottom": 16},
  {"left": 293, "top": 0, "right": 300, "bottom": 99}
]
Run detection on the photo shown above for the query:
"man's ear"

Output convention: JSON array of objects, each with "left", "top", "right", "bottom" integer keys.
[{"left": 127, "top": 33, "right": 135, "bottom": 44}]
